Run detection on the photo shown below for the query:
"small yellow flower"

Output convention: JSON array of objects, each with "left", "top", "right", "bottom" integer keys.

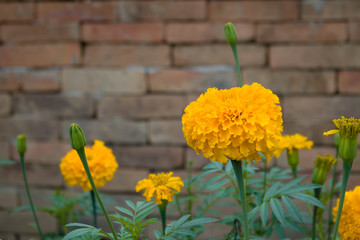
[
  {"left": 182, "top": 83, "right": 283, "bottom": 163},
  {"left": 60, "top": 140, "right": 118, "bottom": 191},
  {"left": 135, "top": 172, "right": 184, "bottom": 204},
  {"left": 273, "top": 133, "right": 313, "bottom": 158},
  {"left": 333, "top": 186, "right": 360, "bottom": 240}
]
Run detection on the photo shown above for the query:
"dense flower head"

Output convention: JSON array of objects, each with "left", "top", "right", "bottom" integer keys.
[
  {"left": 324, "top": 116, "right": 360, "bottom": 137},
  {"left": 333, "top": 186, "right": 360, "bottom": 240},
  {"left": 135, "top": 172, "right": 184, "bottom": 204},
  {"left": 182, "top": 83, "right": 283, "bottom": 163},
  {"left": 273, "top": 133, "right": 313, "bottom": 158},
  {"left": 60, "top": 140, "right": 118, "bottom": 191}
]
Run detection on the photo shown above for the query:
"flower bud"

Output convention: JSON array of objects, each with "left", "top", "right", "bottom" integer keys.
[
  {"left": 312, "top": 154, "right": 337, "bottom": 185},
  {"left": 338, "top": 135, "right": 357, "bottom": 164},
  {"left": 287, "top": 148, "right": 299, "bottom": 173},
  {"left": 16, "top": 134, "right": 27, "bottom": 156},
  {"left": 69, "top": 123, "right": 86, "bottom": 150},
  {"left": 334, "top": 133, "right": 340, "bottom": 148},
  {"left": 224, "top": 22, "right": 237, "bottom": 45}
]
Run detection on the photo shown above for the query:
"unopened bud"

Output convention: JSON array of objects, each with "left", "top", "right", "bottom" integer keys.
[
  {"left": 339, "top": 135, "right": 357, "bottom": 163},
  {"left": 312, "top": 154, "right": 337, "bottom": 185},
  {"left": 287, "top": 148, "right": 299, "bottom": 173},
  {"left": 16, "top": 134, "right": 27, "bottom": 156},
  {"left": 224, "top": 22, "right": 237, "bottom": 45},
  {"left": 69, "top": 123, "right": 86, "bottom": 150},
  {"left": 334, "top": 133, "right": 340, "bottom": 148}
]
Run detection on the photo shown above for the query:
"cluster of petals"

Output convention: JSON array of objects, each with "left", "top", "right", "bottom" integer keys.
[
  {"left": 324, "top": 116, "right": 360, "bottom": 137},
  {"left": 273, "top": 133, "right": 313, "bottom": 158},
  {"left": 135, "top": 172, "right": 184, "bottom": 204},
  {"left": 60, "top": 140, "right": 118, "bottom": 191},
  {"left": 182, "top": 83, "right": 283, "bottom": 163},
  {"left": 333, "top": 186, "right": 360, "bottom": 240}
]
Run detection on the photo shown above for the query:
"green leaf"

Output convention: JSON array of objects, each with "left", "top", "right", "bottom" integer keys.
[
  {"left": 276, "top": 176, "right": 306, "bottom": 195},
  {"left": 173, "top": 229, "right": 197, "bottom": 236},
  {"left": 153, "top": 229, "right": 162, "bottom": 239},
  {"left": 282, "top": 184, "right": 321, "bottom": 195},
  {"left": 207, "top": 178, "right": 231, "bottom": 191},
  {"left": 64, "top": 228, "right": 92, "bottom": 240},
  {"left": 281, "top": 195, "right": 303, "bottom": 223},
  {"left": 260, "top": 202, "right": 269, "bottom": 226},
  {"left": 182, "top": 217, "right": 217, "bottom": 228},
  {"left": 0, "top": 158, "right": 15, "bottom": 165},
  {"left": 289, "top": 193, "right": 326, "bottom": 209},
  {"left": 115, "top": 206, "right": 134, "bottom": 217},
  {"left": 200, "top": 174, "right": 225, "bottom": 192},
  {"left": 270, "top": 198, "right": 285, "bottom": 224},
  {"left": 126, "top": 200, "right": 136, "bottom": 210},
  {"left": 263, "top": 181, "right": 281, "bottom": 201}
]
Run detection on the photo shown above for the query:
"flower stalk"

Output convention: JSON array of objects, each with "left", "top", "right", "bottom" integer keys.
[
  {"left": 17, "top": 134, "right": 44, "bottom": 240},
  {"left": 231, "top": 159, "right": 250, "bottom": 240},
  {"left": 90, "top": 190, "right": 97, "bottom": 228},
  {"left": 158, "top": 200, "right": 168, "bottom": 235},
  {"left": 312, "top": 188, "right": 321, "bottom": 240},
  {"left": 224, "top": 22, "right": 242, "bottom": 87}
]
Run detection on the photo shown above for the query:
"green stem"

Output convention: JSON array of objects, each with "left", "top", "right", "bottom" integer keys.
[
  {"left": 263, "top": 159, "right": 268, "bottom": 191},
  {"left": 291, "top": 166, "right": 298, "bottom": 179},
  {"left": 312, "top": 188, "right": 322, "bottom": 240},
  {"left": 231, "top": 160, "right": 250, "bottom": 240},
  {"left": 327, "top": 150, "right": 338, "bottom": 240},
  {"left": 158, "top": 200, "right": 168, "bottom": 235},
  {"left": 20, "top": 154, "right": 44, "bottom": 240},
  {"left": 332, "top": 160, "right": 353, "bottom": 240},
  {"left": 76, "top": 148, "right": 118, "bottom": 240},
  {"left": 90, "top": 190, "right": 98, "bottom": 228},
  {"left": 230, "top": 44, "right": 242, "bottom": 87},
  {"left": 187, "top": 160, "right": 193, "bottom": 217}
]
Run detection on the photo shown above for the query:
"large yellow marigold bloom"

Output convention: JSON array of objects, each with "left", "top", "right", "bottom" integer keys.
[
  {"left": 273, "top": 133, "right": 313, "bottom": 158},
  {"left": 182, "top": 83, "right": 283, "bottom": 163},
  {"left": 333, "top": 186, "right": 360, "bottom": 240},
  {"left": 135, "top": 172, "right": 184, "bottom": 204},
  {"left": 60, "top": 140, "right": 118, "bottom": 191}
]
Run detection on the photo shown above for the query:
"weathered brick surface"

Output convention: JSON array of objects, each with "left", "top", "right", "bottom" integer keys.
[
  {"left": 302, "top": 0, "right": 360, "bottom": 20},
  {"left": 149, "top": 120, "right": 186, "bottom": 145},
  {"left": 0, "top": 3, "right": 33, "bottom": 22},
  {"left": 83, "top": 23, "right": 164, "bottom": 43},
  {"left": 166, "top": 23, "right": 254, "bottom": 43},
  {"left": 1, "top": 23, "right": 79, "bottom": 42},
  {"left": 257, "top": 23, "right": 347, "bottom": 43},
  {"left": 0, "top": 140, "right": 9, "bottom": 159},
  {"left": 22, "top": 70, "right": 60, "bottom": 92},
  {"left": 98, "top": 95, "right": 186, "bottom": 119},
  {"left": 19, "top": 188, "right": 54, "bottom": 207},
  {"left": 270, "top": 45, "right": 360, "bottom": 68},
  {"left": 349, "top": 22, "right": 360, "bottom": 42},
  {"left": 118, "top": 1, "right": 206, "bottom": 21},
  {"left": 339, "top": 71, "right": 360, "bottom": 94},
  {"left": 209, "top": 1, "right": 299, "bottom": 21},
  {"left": 102, "top": 169, "right": 149, "bottom": 192},
  {"left": 0, "top": 43, "right": 81, "bottom": 67},
  {"left": 85, "top": 45, "right": 170, "bottom": 67},
  {"left": 112, "top": 146, "right": 184, "bottom": 170},
  {"left": 0, "top": 72, "right": 21, "bottom": 92},
  {"left": 37, "top": 2, "right": 116, "bottom": 21},
  {"left": 62, "top": 68, "right": 146, "bottom": 94},
  {"left": 61, "top": 119, "right": 147, "bottom": 144},
  {"left": 0, "top": 93, "right": 11, "bottom": 116},
  {"left": 0, "top": 187, "right": 18, "bottom": 209},
  {"left": 174, "top": 45, "right": 265, "bottom": 66},
  {"left": 149, "top": 69, "right": 236, "bottom": 93},
  {"left": 243, "top": 70, "right": 336, "bottom": 94},
  {"left": 14, "top": 94, "right": 93, "bottom": 117}
]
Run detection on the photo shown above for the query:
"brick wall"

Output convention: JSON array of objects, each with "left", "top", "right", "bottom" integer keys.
[{"left": 0, "top": 0, "right": 360, "bottom": 239}]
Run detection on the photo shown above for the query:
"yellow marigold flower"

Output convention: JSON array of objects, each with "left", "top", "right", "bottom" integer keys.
[
  {"left": 273, "top": 133, "right": 313, "bottom": 158},
  {"left": 182, "top": 83, "right": 283, "bottom": 163},
  {"left": 333, "top": 186, "right": 360, "bottom": 240},
  {"left": 60, "top": 140, "right": 118, "bottom": 191},
  {"left": 135, "top": 172, "right": 184, "bottom": 204}
]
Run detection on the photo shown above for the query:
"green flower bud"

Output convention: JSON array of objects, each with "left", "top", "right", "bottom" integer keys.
[
  {"left": 338, "top": 135, "right": 357, "bottom": 164},
  {"left": 224, "top": 22, "right": 237, "bottom": 45},
  {"left": 287, "top": 148, "right": 299, "bottom": 173},
  {"left": 69, "top": 123, "right": 86, "bottom": 150},
  {"left": 312, "top": 154, "right": 337, "bottom": 185},
  {"left": 334, "top": 133, "right": 340, "bottom": 148},
  {"left": 16, "top": 134, "right": 27, "bottom": 156}
]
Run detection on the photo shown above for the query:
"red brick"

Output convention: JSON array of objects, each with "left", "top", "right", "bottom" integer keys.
[
  {"left": 0, "top": 187, "right": 17, "bottom": 209},
  {"left": 270, "top": 45, "right": 360, "bottom": 68},
  {"left": 0, "top": 43, "right": 81, "bottom": 67},
  {"left": 10, "top": 141, "right": 71, "bottom": 165},
  {"left": 0, "top": 140, "right": 9, "bottom": 159},
  {"left": 1, "top": 23, "right": 79, "bottom": 42},
  {"left": 85, "top": 45, "right": 169, "bottom": 67},
  {"left": 0, "top": 94, "right": 11, "bottom": 116},
  {"left": 118, "top": 1, "right": 206, "bottom": 21},
  {"left": 62, "top": 68, "right": 146, "bottom": 94},
  {"left": 0, "top": 72, "right": 21, "bottom": 92},
  {"left": 283, "top": 96, "right": 360, "bottom": 123},
  {"left": 37, "top": 2, "right": 116, "bottom": 21},
  {"left": 112, "top": 146, "right": 184, "bottom": 170},
  {"left": 0, "top": 3, "right": 33, "bottom": 22},
  {"left": 61, "top": 119, "right": 147, "bottom": 144},
  {"left": 186, "top": 148, "right": 211, "bottom": 170},
  {"left": 209, "top": 1, "right": 299, "bottom": 21},
  {"left": 0, "top": 119, "right": 58, "bottom": 140},
  {"left": 102, "top": 169, "right": 149, "bottom": 192},
  {"left": 149, "top": 69, "right": 236, "bottom": 93},
  {"left": 149, "top": 120, "right": 186, "bottom": 145},
  {"left": 257, "top": 23, "right": 347, "bottom": 43},
  {"left": 339, "top": 71, "right": 360, "bottom": 94},
  {"left": 349, "top": 22, "right": 360, "bottom": 42},
  {"left": 166, "top": 23, "right": 254, "bottom": 43},
  {"left": 83, "top": 23, "right": 164, "bottom": 43},
  {"left": 302, "top": 0, "right": 360, "bottom": 20},
  {"left": 243, "top": 69, "right": 336, "bottom": 94},
  {"left": 174, "top": 45, "right": 265, "bottom": 66},
  {"left": 347, "top": 174, "right": 360, "bottom": 190},
  {"left": 0, "top": 211, "right": 56, "bottom": 233},
  {"left": 19, "top": 188, "right": 54, "bottom": 207},
  {"left": 98, "top": 95, "right": 186, "bottom": 119},
  {"left": 14, "top": 94, "right": 93, "bottom": 117}
]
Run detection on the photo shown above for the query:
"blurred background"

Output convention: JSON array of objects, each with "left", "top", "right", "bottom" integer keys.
[{"left": 0, "top": 0, "right": 360, "bottom": 239}]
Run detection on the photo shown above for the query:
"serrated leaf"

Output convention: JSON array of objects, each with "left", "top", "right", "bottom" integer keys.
[
  {"left": 264, "top": 181, "right": 281, "bottom": 201},
  {"left": 260, "top": 202, "right": 269, "bottom": 226},
  {"left": 281, "top": 195, "right": 303, "bottom": 223},
  {"left": 115, "top": 206, "right": 134, "bottom": 217},
  {"left": 64, "top": 228, "right": 92, "bottom": 240},
  {"left": 248, "top": 206, "right": 260, "bottom": 222},
  {"left": 289, "top": 193, "right": 326, "bottom": 209},
  {"left": 276, "top": 176, "right": 306, "bottom": 195},
  {"left": 200, "top": 174, "right": 225, "bottom": 192},
  {"left": 208, "top": 178, "right": 231, "bottom": 190},
  {"left": 282, "top": 184, "right": 321, "bottom": 195},
  {"left": 182, "top": 217, "right": 217, "bottom": 228},
  {"left": 153, "top": 229, "right": 162, "bottom": 239},
  {"left": 173, "top": 229, "right": 197, "bottom": 236},
  {"left": 270, "top": 198, "right": 285, "bottom": 224}
]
